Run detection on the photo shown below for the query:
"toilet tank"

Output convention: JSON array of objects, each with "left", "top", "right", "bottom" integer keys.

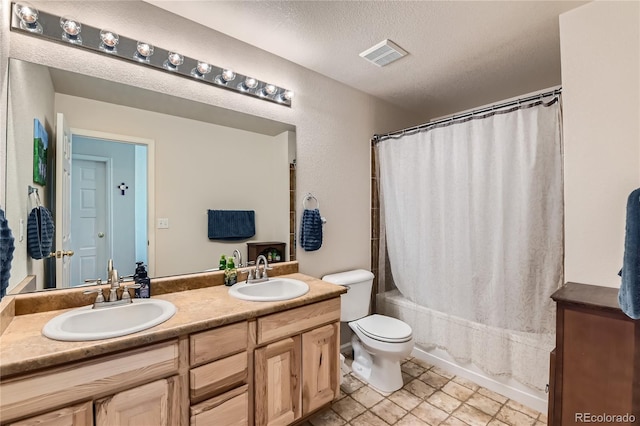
[{"left": 322, "top": 269, "right": 375, "bottom": 321}]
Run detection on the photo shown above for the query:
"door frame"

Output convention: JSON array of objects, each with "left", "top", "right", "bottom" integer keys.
[{"left": 70, "top": 128, "right": 156, "bottom": 277}]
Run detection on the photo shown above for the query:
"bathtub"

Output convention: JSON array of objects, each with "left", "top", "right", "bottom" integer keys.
[{"left": 377, "top": 290, "right": 552, "bottom": 414}]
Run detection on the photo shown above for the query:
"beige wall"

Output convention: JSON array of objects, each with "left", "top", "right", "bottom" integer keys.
[
  {"left": 4, "top": 1, "right": 421, "bottom": 286},
  {"left": 561, "top": 1, "right": 640, "bottom": 288},
  {"left": 6, "top": 59, "right": 55, "bottom": 291}
]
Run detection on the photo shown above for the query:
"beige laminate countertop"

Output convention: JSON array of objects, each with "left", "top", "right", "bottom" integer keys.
[{"left": 0, "top": 273, "right": 345, "bottom": 377}]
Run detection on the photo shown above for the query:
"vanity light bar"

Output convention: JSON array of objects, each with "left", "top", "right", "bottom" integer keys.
[{"left": 9, "top": 3, "right": 293, "bottom": 107}]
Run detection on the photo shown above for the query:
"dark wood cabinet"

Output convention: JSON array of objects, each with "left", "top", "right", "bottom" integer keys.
[
  {"left": 247, "top": 242, "right": 286, "bottom": 264},
  {"left": 549, "top": 283, "right": 639, "bottom": 425}
]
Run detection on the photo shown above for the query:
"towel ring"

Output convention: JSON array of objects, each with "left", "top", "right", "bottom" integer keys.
[{"left": 303, "top": 193, "right": 319, "bottom": 209}]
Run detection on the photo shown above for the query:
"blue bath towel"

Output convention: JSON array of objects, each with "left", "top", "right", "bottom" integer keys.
[
  {"left": 0, "top": 208, "right": 15, "bottom": 299},
  {"left": 618, "top": 188, "right": 640, "bottom": 319},
  {"left": 300, "top": 208, "right": 323, "bottom": 251},
  {"left": 207, "top": 210, "right": 255, "bottom": 240},
  {"left": 27, "top": 206, "right": 55, "bottom": 260}
]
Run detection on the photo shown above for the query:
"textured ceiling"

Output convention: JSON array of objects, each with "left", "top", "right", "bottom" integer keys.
[{"left": 146, "top": 0, "right": 587, "bottom": 120}]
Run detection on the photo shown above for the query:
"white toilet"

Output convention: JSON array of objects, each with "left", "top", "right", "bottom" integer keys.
[{"left": 322, "top": 269, "right": 414, "bottom": 393}]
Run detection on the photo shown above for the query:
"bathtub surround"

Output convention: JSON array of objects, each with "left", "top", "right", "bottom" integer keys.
[{"left": 375, "top": 94, "right": 563, "bottom": 396}]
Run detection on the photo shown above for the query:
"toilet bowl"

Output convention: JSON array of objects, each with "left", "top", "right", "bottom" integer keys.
[
  {"left": 322, "top": 270, "right": 415, "bottom": 393},
  {"left": 349, "top": 314, "right": 414, "bottom": 393}
]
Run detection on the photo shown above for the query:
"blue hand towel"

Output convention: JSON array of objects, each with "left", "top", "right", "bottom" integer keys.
[
  {"left": 27, "top": 206, "right": 55, "bottom": 260},
  {"left": 618, "top": 188, "right": 640, "bottom": 319},
  {"left": 300, "top": 208, "right": 323, "bottom": 251},
  {"left": 0, "top": 208, "right": 15, "bottom": 299},
  {"left": 208, "top": 210, "right": 255, "bottom": 240}
]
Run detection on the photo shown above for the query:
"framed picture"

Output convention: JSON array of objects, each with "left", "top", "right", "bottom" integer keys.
[{"left": 33, "top": 118, "right": 48, "bottom": 185}]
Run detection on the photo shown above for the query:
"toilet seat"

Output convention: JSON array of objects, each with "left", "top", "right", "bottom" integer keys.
[{"left": 355, "top": 314, "right": 412, "bottom": 343}]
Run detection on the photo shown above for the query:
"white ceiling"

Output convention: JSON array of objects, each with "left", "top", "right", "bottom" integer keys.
[{"left": 146, "top": 0, "right": 587, "bottom": 119}]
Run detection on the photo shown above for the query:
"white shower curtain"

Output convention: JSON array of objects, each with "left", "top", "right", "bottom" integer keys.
[{"left": 376, "top": 98, "right": 563, "bottom": 390}]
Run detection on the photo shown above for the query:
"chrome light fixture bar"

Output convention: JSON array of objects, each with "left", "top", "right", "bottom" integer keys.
[{"left": 10, "top": 3, "right": 293, "bottom": 107}]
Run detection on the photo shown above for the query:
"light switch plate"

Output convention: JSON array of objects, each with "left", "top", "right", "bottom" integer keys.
[{"left": 157, "top": 218, "right": 169, "bottom": 229}]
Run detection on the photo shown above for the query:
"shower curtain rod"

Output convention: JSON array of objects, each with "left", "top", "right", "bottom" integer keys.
[{"left": 373, "top": 87, "right": 562, "bottom": 143}]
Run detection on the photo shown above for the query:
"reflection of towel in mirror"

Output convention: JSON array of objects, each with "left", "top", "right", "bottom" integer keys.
[
  {"left": 0, "top": 208, "right": 15, "bottom": 299},
  {"left": 300, "top": 208, "right": 323, "bottom": 251},
  {"left": 618, "top": 188, "right": 640, "bottom": 319},
  {"left": 27, "top": 206, "right": 55, "bottom": 260},
  {"left": 207, "top": 210, "right": 256, "bottom": 240}
]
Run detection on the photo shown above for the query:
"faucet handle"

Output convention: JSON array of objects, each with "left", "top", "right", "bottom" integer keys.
[
  {"left": 121, "top": 283, "right": 141, "bottom": 301},
  {"left": 247, "top": 268, "right": 256, "bottom": 282},
  {"left": 83, "top": 288, "right": 105, "bottom": 303}
]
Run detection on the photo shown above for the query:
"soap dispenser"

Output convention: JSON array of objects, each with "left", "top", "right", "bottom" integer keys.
[{"left": 134, "top": 261, "right": 151, "bottom": 298}]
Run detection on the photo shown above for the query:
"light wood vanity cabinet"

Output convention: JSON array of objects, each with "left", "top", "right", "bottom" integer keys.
[
  {"left": 1, "top": 294, "right": 342, "bottom": 426},
  {"left": 254, "top": 298, "right": 341, "bottom": 426}
]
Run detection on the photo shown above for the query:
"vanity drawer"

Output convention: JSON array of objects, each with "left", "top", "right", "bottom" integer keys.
[
  {"left": 190, "top": 351, "right": 248, "bottom": 401},
  {"left": 190, "top": 321, "right": 247, "bottom": 366},
  {"left": 190, "top": 385, "right": 248, "bottom": 426},
  {"left": 257, "top": 298, "right": 341, "bottom": 345}
]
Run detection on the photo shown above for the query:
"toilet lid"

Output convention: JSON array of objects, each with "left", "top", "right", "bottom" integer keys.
[{"left": 356, "top": 314, "right": 412, "bottom": 343}]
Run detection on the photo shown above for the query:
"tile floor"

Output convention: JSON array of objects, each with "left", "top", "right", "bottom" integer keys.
[{"left": 303, "top": 356, "right": 547, "bottom": 426}]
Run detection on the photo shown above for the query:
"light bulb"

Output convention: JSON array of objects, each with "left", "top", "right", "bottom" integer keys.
[
  {"left": 238, "top": 77, "right": 258, "bottom": 91},
  {"left": 60, "top": 16, "right": 82, "bottom": 44},
  {"left": 197, "top": 62, "right": 212, "bottom": 75},
  {"left": 100, "top": 30, "right": 119, "bottom": 48},
  {"left": 191, "top": 61, "right": 212, "bottom": 78},
  {"left": 60, "top": 16, "right": 81, "bottom": 36},
  {"left": 135, "top": 42, "right": 154, "bottom": 62},
  {"left": 215, "top": 69, "right": 236, "bottom": 85},
  {"left": 277, "top": 90, "right": 294, "bottom": 103},
  {"left": 246, "top": 78, "right": 258, "bottom": 89},
  {"left": 164, "top": 52, "right": 183, "bottom": 71},
  {"left": 222, "top": 69, "right": 236, "bottom": 82},
  {"left": 14, "top": 3, "right": 42, "bottom": 33},
  {"left": 265, "top": 84, "right": 277, "bottom": 95},
  {"left": 168, "top": 52, "right": 183, "bottom": 66}
]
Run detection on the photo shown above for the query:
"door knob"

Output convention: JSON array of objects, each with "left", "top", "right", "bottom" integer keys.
[
  {"left": 98, "top": 232, "right": 105, "bottom": 238},
  {"left": 50, "top": 250, "right": 75, "bottom": 258}
]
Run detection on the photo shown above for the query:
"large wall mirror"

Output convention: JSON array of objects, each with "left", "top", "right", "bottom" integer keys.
[{"left": 5, "top": 58, "right": 296, "bottom": 295}]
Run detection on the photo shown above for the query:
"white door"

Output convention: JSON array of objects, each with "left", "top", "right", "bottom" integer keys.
[
  {"left": 71, "top": 158, "right": 108, "bottom": 286},
  {"left": 55, "top": 113, "right": 73, "bottom": 288}
]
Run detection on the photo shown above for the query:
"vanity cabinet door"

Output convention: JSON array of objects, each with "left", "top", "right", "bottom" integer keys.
[
  {"left": 95, "top": 376, "right": 180, "bottom": 426},
  {"left": 302, "top": 323, "right": 340, "bottom": 415},
  {"left": 254, "top": 336, "right": 301, "bottom": 426},
  {"left": 8, "top": 401, "right": 93, "bottom": 426}
]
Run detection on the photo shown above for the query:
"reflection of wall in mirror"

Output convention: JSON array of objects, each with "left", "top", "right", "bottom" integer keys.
[
  {"left": 6, "top": 58, "right": 55, "bottom": 291},
  {"left": 52, "top": 93, "right": 290, "bottom": 278}
]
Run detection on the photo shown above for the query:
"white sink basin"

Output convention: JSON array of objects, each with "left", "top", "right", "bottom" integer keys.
[
  {"left": 42, "top": 299, "right": 177, "bottom": 342},
  {"left": 228, "top": 278, "right": 309, "bottom": 302}
]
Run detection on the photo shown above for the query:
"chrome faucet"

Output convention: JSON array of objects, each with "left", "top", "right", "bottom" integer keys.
[
  {"left": 246, "top": 255, "right": 272, "bottom": 283},
  {"left": 232, "top": 249, "right": 243, "bottom": 268},
  {"left": 84, "top": 259, "right": 139, "bottom": 309}
]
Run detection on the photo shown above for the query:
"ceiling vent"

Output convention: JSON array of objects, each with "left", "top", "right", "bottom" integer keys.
[{"left": 359, "top": 39, "right": 408, "bottom": 67}]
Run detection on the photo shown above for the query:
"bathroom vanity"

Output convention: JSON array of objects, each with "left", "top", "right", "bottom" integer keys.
[{"left": 0, "top": 264, "right": 345, "bottom": 426}]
